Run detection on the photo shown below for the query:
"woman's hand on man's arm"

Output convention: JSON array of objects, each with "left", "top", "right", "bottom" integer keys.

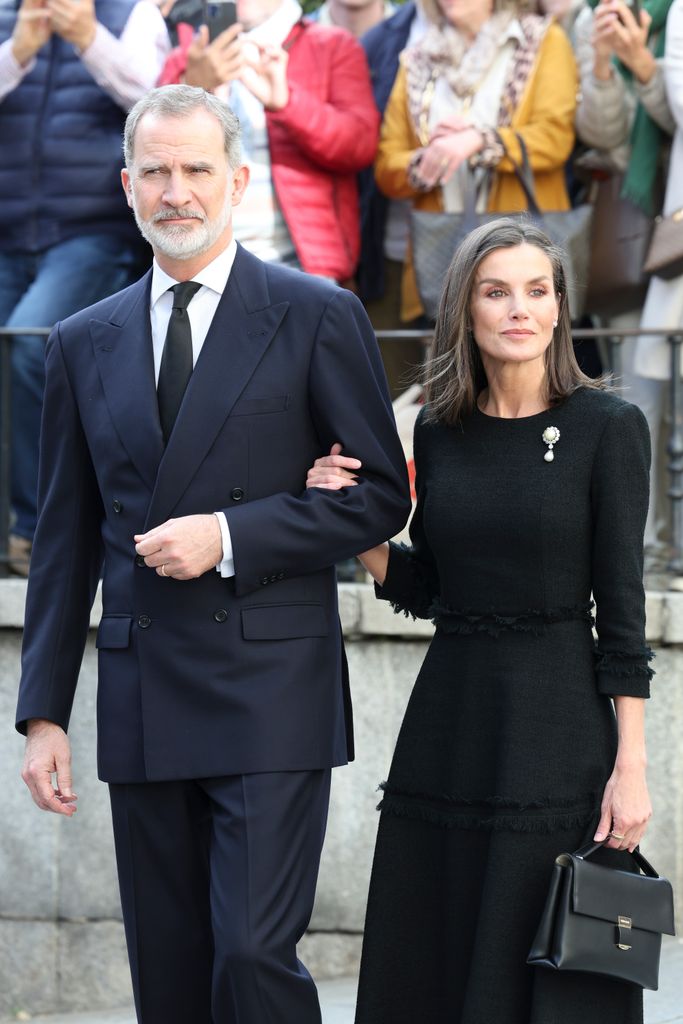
[{"left": 306, "top": 443, "right": 390, "bottom": 585}]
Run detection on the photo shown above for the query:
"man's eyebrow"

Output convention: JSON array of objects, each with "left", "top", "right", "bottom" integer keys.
[
  {"left": 137, "top": 160, "right": 216, "bottom": 171},
  {"left": 476, "top": 275, "right": 551, "bottom": 286}
]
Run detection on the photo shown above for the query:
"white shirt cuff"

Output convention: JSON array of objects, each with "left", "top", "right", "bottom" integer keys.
[
  {"left": 214, "top": 511, "right": 235, "bottom": 578},
  {"left": 0, "top": 39, "right": 36, "bottom": 99}
]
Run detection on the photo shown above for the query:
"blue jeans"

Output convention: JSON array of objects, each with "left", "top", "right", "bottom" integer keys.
[{"left": 0, "top": 235, "right": 143, "bottom": 539}]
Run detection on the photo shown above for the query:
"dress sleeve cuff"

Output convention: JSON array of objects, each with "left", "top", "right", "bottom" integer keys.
[
  {"left": 374, "top": 542, "right": 434, "bottom": 620},
  {"left": 594, "top": 648, "right": 654, "bottom": 699}
]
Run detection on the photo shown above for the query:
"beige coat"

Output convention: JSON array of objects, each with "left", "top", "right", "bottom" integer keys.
[{"left": 636, "top": 0, "right": 683, "bottom": 379}]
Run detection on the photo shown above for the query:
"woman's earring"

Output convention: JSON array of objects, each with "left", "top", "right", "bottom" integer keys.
[{"left": 552, "top": 320, "right": 558, "bottom": 328}]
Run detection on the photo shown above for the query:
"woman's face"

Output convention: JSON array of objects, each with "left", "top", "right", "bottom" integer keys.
[
  {"left": 436, "top": 0, "right": 494, "bottom": 33},
  {"left": 469, "top": 244, "right": 560, "bottom": 370}
]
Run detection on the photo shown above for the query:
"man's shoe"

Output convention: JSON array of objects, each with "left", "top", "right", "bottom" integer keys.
[{"left": 8, "top": 534, "right": 31, "bottom": 577}]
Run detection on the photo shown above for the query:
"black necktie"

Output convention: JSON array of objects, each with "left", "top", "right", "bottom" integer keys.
[{"left": 157, "top": 281, "right": 202, "bottom": 442}]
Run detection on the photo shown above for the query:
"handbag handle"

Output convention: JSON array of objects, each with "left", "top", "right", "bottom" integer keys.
[
  {"left": 573, "top": 839, "right": 660, "bottom": 878},
  {"left": 462, "top": 131, "right": 541, "bottom": 227},
  {"left": 503, "top": 133, "right": 543, "bottom": 217}
]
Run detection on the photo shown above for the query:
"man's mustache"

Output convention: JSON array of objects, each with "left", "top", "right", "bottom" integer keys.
[{"left": 152, "top": 208, "right": 207, "bottom": 223}]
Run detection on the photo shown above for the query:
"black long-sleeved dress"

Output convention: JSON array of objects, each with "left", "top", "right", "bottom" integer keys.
[{"left": 354, "top": 387, "right": 653, "bottom": 1024}]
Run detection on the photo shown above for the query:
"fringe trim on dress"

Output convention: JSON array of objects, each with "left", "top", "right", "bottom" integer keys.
[
  {"left": 378, "top": 543, "right": 435, "bottom": 621},
  {"left": 378, "top": 782, "right": 602, "bottom": 811},
  {"left": 430, "top": 600, "right": 595, "bottom": 637},
  {"left": 378, "top": 791, "right": 599, "bottom": 834},
  {"left": 594, "top": 646, "right": 655, "bottom": 680}
]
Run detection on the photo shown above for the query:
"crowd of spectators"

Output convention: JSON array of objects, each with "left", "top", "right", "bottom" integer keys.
[{"left": 0, "top": 0, "right": 681, "bottom": 575}]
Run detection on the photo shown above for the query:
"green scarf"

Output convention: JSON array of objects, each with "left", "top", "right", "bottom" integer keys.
[{"left": 586, "top": 0, "right": 673, "bottom": 214}]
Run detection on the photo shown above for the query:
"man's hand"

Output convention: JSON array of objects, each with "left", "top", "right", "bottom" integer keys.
[
  {"left": 22, "top": 720, "right": 78, "bottom": 817},
  {"left": 184, "top": 23, "right": 244, "bottom": 92},
  {"left": 134, "top": 514, "right": 223, "bottom": 580},
  {"left": 11, "top": 0, "right": 51, "bottom": 67},
  {"left": 240, "top": 42, "right": 289, "bottom": 111},
  {"left": 47, "top": 0, "right": 97, "bottom": 51}
]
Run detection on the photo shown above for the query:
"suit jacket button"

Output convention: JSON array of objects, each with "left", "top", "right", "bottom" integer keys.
[
  {"left": 113, "top": 499, "right": 123, "bottom": 513},
  {"left": 213, "top": 608, "right": 228, "bottom": 623},
  {"left": 270, "top": 574, "right": 278, "bottom": 583},
  {"left": 231, "top": 487, "right": 244, "bottom": 501},
  {"left": 260, "top": 577, "right": 269, "bottom": 585},
  {"left": 138, "top": 614, "right": 151, "bottom": 629},
  {"left": 278, "top": 572, "right": 285, "bottom": 580},
  {"left": 135, "top": 555, "right": 146, "bottom": 567}
]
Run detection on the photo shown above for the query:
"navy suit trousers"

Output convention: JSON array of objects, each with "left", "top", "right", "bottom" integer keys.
[{"left": 109, "top": 770, "right": 332, "bottom": 1023}]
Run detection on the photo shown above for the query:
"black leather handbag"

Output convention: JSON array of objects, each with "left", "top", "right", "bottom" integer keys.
[{"left": 527, "top": 840, "right": 675, "bottom": 990}]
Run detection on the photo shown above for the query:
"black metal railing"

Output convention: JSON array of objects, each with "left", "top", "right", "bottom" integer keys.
[{"left": 1, "top": 326, "right": 683, "bottom": 576}]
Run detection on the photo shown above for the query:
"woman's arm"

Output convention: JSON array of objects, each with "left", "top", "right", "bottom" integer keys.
[
  {"left": 594, "top": 696, "right": 652, "bottom": 852},
  {"left": 575, "top": 5, "right": 632, "bottom": 149},
  {"left": 306, "top": 444, "right": 390, "bottom": 584},
  {"left": 590, "top": 401, "right": 653, "bottom": 852},
  {"left": 306, "top": 410, "right": 440, "bottom": 614}
]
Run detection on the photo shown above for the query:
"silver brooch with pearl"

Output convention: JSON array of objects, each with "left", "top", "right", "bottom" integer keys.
[{"left": 542, "top": 426, "right": 560, "bottom": 462}]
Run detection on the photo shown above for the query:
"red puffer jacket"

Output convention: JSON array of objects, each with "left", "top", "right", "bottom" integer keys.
[{"left": 159, "top": 19, "right": 380, "bottom": 281}]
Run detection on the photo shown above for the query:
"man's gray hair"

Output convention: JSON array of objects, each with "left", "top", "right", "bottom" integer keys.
[{"left": 123, "top": 85, "right": 242, "bottom": 169}]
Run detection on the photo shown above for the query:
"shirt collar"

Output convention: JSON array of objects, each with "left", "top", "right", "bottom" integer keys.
[{"left": 150, "top": 238, "right": 238, "bottom": 309}]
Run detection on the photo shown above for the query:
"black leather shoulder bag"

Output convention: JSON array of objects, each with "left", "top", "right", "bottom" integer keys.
[{"left": 527, "top": 840, "right": 675, "bottom": 990}]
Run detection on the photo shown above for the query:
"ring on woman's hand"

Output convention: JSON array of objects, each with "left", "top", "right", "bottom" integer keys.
[
  {"left": 160, "top": 563, "right": 168, "bottom": 578},
  {"left": 609, "top": 831, "right": 626, "bottom": 840}
]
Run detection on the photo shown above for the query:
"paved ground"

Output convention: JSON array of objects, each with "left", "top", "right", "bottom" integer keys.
[{"left": 3, "top": 938, "right": 681, "bottom": 1023}]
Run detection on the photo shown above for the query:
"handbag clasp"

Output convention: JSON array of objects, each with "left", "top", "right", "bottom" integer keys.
[{"left": 616, "top": 915, "right": 632, "bottom": 950}]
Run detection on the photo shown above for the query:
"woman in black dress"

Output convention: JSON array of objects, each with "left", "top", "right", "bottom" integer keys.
[{"left": 308, "top": 219, "right": 653, "bottom": 1023}]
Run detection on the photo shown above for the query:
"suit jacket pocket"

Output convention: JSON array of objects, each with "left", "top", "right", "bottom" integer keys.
[
  {"left": 241, "top": 603, "right": 328, "bottom": 640},
  {"left": 231, "top": 395, "right": 289, "bottom": 416},
  {"left": 96, "top": 615, "right": 133, "bottom": 649}
]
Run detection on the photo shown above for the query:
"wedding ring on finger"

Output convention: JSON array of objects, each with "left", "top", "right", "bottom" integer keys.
[
  {"left": 609, "top": 831, "right": 626, "bottom": 840},
  {"left": 160, "top": 563, "right": 168, "bottom": 578}
]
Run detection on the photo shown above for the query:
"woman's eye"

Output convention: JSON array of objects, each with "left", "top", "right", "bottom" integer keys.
[
  {"left": 530, "top": 288, "right": 548, "bottom": 297},
  {"left": 486, "top": 289, "right": 505, "bottom": 298}
]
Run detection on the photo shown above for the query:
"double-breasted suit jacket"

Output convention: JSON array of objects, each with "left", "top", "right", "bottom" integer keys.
[{"left": 16, "top": 245, "right": 411, "bottom": 782}]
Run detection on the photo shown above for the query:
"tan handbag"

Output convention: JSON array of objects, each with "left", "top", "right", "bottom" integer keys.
[{"left": 643, "top": 207, "right": 683, "bottom": 280}]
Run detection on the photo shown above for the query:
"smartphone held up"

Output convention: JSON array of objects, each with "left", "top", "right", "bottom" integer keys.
[{"left": 203, "top": 0, "right": 237, "bottom": 41}]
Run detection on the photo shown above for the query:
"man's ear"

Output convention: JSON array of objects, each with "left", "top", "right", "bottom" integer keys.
[
  {"left": 231, "top": 164, "right": 250, "bottom": 206},
  {"left": 121, "top": 167, "right": 133, "bottom": 209}
]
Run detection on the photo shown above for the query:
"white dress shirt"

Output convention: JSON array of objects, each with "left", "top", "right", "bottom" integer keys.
[{"left": 150, "top": 240, "right": 237, "bottom": 578}]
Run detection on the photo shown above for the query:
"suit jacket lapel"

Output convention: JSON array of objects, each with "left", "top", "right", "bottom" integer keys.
[
  {"left": 90, "top": 271, "right": 164, "bottom": 492},
  {"left": 144, "top": 246, "right": 289, "bottom": 529}
]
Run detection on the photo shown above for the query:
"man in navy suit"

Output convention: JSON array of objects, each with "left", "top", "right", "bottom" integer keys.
[{"left": 16, "top": 85, "right": 410, "bottom": 1024}]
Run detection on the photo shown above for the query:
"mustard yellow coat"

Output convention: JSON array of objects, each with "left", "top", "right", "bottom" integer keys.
[{"left": 375, "top": 23, "right": 579, "bottom": 320}]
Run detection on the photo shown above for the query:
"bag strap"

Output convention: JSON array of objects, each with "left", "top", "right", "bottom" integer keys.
[
  {"left": 462, "top": 130, "right": 539, "bottom": 222},
  {"left": 573, "top": 839, "right": 660, "bottom": 878},
  {"left": 503, "top": 133, "right": 542, "bottom": 216}
]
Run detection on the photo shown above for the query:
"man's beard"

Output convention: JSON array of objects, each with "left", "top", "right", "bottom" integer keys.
[{"left": 131, "top": 191, "right": 232, "bottom": 260}]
